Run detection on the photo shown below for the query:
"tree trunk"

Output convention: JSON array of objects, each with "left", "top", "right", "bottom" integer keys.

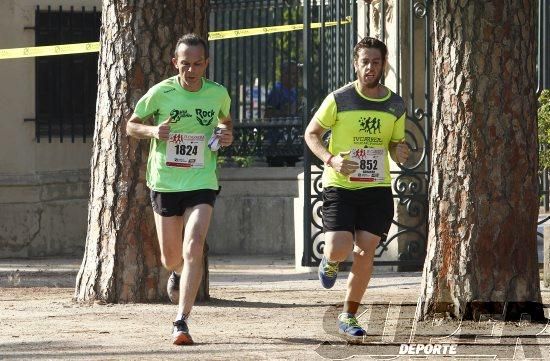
[
  {"left": 418, "top": 0, "right": 543, "bottom": 321},
  {"left": 74, "top": 0, "right": 210, "bottom": 303}
]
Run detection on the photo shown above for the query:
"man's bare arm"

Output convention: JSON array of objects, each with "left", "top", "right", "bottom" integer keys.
[
  {"left": 126, "top": 114, "right": 171, "bottom": 141},
  {"left": 304, "top": 119, "right": 358, "bottom": 176}
]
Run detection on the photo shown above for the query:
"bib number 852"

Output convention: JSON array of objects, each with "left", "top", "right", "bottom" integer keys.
[
  {"left": 360, "top": 159, "right": 378, "bottom": 171},
  {"left": 175, "top": 145, "right": 198, "bottom": 156}
]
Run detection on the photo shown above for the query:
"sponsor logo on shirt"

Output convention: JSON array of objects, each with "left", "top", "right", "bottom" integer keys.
[
  {"left": 169, "top": 109, "right": 193, "bottom": 122},
  {"left": 196, "top": 109, "right": 215, "bottom": 126},
  {"left": 353, "top": 136, "right": 383, "bottom": 147},
  {"left": 358, "top": 116, "right": 381, "bottom": 134}
]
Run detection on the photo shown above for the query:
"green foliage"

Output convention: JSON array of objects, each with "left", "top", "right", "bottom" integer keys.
[
  {"left": 539, "top": 90, "right": 550, "bottom": 169},
  {"left": 217, "top": 155, "right": 256, "bottom": 168}
]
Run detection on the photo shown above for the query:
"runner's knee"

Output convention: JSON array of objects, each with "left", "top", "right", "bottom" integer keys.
[
  {"left": 353, "top": 249, "right": 374, "bottom": 265},
  {"left": 183, "top": 239, "right": 204, "bottom": 262},
  {"left": 161, "top": 255, "right": 183, "bottom": 271}
]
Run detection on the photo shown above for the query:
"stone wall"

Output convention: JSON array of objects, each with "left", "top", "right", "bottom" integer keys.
[
  {"left": 0, "top": 170, "right": 90, "bottom": 258},
  {"left": 0, "top": 167, "right": 301, "bottom": 258},
  {"left": 209, "top": 167, "right": 301, "bottom": 255}
]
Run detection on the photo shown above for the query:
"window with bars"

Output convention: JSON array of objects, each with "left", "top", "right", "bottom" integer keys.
[{"left": 33, "top": 6, "right": 100, "bottom": 142}]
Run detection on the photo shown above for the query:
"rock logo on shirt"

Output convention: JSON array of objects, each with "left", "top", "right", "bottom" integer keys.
[{"left": 196, "top": 109, "right": 215, "bottom": 126}]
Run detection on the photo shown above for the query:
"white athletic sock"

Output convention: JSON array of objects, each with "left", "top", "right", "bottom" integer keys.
[{"left": 175, "top": 312, "right": 188, "bottom": 321}]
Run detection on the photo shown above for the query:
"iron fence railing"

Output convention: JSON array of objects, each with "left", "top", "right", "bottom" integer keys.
[
  {"left": 537, "top": 0, "right": 550, "bottom": 244},
  {"left": 209, "top": 0, "right": 304, "bottom": 124},
  {"left": 218, "top": 116, "right": 303, "bottom": 160},
  {"left": 31, "top": 6, "right": 100, "bottom": 143},
  {"left": 537, "top": 0, "right": 549, "bottom": 93}
]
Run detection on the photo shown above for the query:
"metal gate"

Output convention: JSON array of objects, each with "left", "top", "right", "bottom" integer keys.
[
  {"left": 301, "top": 0, "right": 432, "bottom": 269},
  {"left": 210, "top": 0, "right": 306, "bottom": 166}
]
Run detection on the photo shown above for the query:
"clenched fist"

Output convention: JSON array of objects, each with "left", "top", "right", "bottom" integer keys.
[
  {"left": 392, "top": 141, "right": 410, "bottom": 164},
  {"left": 154, "top": 116, "right": 172, "bottom": 141},
  {"left": 328, "top": 151, "right": 359, "bottom": 176}
]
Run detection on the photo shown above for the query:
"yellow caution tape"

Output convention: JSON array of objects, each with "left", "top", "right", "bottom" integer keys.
[
  {"left": 209, "top": 17, "right": 351, "bottom": 40},
  {"left": 0, "top": 42, "right": 100, "bottom": 60},
  {"left": 0, "top": 17, "right": 351, "bottom": 59}
]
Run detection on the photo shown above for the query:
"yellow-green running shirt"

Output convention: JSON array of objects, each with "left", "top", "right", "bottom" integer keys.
[
  {"left": 133, "top": 76, "right": 231, "bottom": 192},
  {"left": 314, "top": 81, "right": 406, "bottom": 189}
]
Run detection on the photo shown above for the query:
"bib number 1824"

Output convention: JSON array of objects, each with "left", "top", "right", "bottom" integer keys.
[{"left": 175, "top": 145, "right": 198, "bottom": 156}]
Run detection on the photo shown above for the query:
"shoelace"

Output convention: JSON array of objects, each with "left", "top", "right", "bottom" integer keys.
[
  {"left": 323, "top": 261, "right": 339, "bottom": 278},
  {"left": 341, "top": 316, "right": 361, "bottom": 328}
]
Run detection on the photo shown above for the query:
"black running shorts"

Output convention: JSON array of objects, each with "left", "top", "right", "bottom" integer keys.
[
  {"left": 321, "top": 186, "right": 394, "bottom": 236},
  {"left": 150, "top": 188, "right": 219, "bottom": 217}
]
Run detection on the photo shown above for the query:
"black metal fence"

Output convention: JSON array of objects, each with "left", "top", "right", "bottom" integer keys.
[
  {"left": 538, "top": 0, "right": 550, "bottom": 213},
  {"left": 210, "top": 0, "right": 304, "bottom": 165},
  {"left": 538, "top": 0, "right": 550, "bottom": 93},
  {"left": 538, "top": 0, "right": 550, "bottom": 243},
  {"left": 210, "top": 0, "right": 357, "bottom": 165},
  {"left": 31, "top": 6, "right": 100, "bottom": 143},
  {"left": 209, "top": 0, "right": 303, "bottom": 122}
]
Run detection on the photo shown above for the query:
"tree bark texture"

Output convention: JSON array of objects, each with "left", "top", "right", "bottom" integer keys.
[
  {"left": 418, "top": 0, "right": 543, "bottom": 320},
  {"left": 75, "top": 0, "right": 210, "bottom": 303}
]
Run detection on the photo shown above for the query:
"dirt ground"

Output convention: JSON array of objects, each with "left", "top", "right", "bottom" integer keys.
[{"left": 1, "top": 257, "right": 550, "bottom": 360}]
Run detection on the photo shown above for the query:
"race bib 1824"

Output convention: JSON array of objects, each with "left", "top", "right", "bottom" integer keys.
[{"left": 165, "top": 133, "right": 205, "bottom": 168}]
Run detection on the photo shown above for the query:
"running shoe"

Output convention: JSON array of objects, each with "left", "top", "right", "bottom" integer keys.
[
  {"left": 318, "top": 255, "right": 339, "bottom": 289},
  {"left": 172, "top": 317, "right": 193, "bottom": 345},
  {"left": 338, "top": 312, "right": 366, "bottom": 338},
  {"left": 167, "top": 271, "right": 180, "bottom": 304}
]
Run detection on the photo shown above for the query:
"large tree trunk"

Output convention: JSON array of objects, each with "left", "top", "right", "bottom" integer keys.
[
  {"left": 74, "top": 0, "right": 210, "bottom": 303},
  {"left": 418, "top": 0, "right": 543, "bottom": 321}
]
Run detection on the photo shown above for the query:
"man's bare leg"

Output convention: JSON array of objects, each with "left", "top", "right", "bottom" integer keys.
[
  {"left": 153, "top": 213, "right": 184, "bottom": 273},
  {"left": 323, "top": 231, "right": 354, "bottom": 262},
  {"left": 178, "top": 204, "right": 213, "bottom": 317},
  {"left": 344, "top": 230, "right": 380, "bottom": 315}
]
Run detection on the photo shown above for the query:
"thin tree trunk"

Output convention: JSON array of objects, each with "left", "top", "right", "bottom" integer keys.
[
  {"left": 418, "top": 0, "right": 543, "bottom": 321},
  {"left": 75, "top": 0, "right": 210, "bottom": 303}
]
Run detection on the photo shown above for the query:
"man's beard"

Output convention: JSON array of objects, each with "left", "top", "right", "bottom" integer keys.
[{"left": 364, "top": 73, "right": 382, "bottom": 88}]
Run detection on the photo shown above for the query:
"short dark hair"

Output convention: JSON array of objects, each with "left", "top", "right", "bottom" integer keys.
[
  {"left": 174, "top": 33, "right": 209, "bottom": 58},
  {"left": 353, "top": 37, "right": 387, "bottom": 61}
]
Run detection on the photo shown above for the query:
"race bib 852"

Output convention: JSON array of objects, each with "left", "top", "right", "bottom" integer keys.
[{"left": 348, "top": 148, "right": 385, "bottom": 182}]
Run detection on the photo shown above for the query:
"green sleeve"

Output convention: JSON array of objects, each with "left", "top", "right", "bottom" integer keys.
[
  {"left": 391, "top": 113, "right": 406, "bottom": 142},
  {"left": 219, "top": 89, "right": 231, "bottom": 118},
  {"left": 133, "top": 89, "right": 159, "bottom": 122},
  {"left": 313, "top": 93, "right": 337, "bottom": 129}
]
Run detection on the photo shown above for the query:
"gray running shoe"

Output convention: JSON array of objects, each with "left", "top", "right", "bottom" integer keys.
[
  {"left": 173, "top": 317, "right": 193, "bottom": 345},
  {"left": 167, "top": 271, "right": 180, "bottom": 304}
]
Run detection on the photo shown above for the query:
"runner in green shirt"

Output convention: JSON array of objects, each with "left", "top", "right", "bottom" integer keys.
[
  {"left": 126, "top": 33, "right": 232, "bottom": 346},
  {"left": 305, "top": 37, "right": 410, "bottom": 340}
]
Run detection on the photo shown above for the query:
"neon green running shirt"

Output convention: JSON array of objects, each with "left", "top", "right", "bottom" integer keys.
[
  {"left": 133, "top": 76, "right": 231, "bottom": 192},
  {"left": 314, "top": 81, "right": 406, "bottom": 189}
]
